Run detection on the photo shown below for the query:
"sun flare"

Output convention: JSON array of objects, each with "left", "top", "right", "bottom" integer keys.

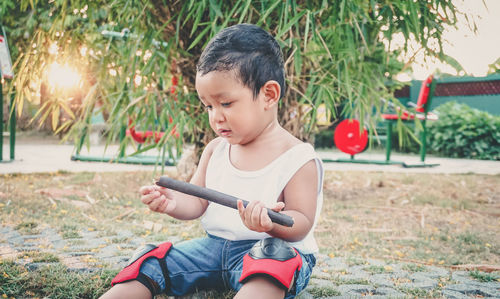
[{"left": 46, "top": 62, "right": 82, "bottom": 91}]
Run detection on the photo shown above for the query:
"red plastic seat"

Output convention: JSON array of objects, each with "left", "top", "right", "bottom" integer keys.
[
  {"left": 381, "top": 111, "right": 438, "bottom": 121},
  {"left": 126, "top": 126, "right": 165, "bottom": 144},
  {"left": 382, "top": 75, "right": 437, "bottom": 121}
]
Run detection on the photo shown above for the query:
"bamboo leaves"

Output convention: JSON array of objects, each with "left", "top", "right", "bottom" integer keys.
[{"left": 6, "top": 0, "right": 465, "bottom": 154}]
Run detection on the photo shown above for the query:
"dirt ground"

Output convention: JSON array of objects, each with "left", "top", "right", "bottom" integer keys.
[
  {"left": 1, "top": 170, "right": 499, "bottom": 270},
  {"left": 318, "top": 171, "right": 500, "bottom": 268}
]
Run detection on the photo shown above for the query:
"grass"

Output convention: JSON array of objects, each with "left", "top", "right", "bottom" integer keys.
[
  {"left": 396, "top": 286, "right": 441, "bottom": 298},
  {"left": 62, "top": 224, "right": 82, "bottom": 239},
  {"left": 469, "top": 270, "right": 500, "bottom": 282},
  {"left": 15, "top": 221, "right": 39, "bottom": 234},
  {"left": 0, "top": 260, "right": 116, "bottom": 299},
  {"left": 364, "top": 265, "right": 390, "bottom": 274},
  {"left": 317, "top": 171, "right": 500, "bottom": 266},
  {"left": 20, "top": 251, "right": 60, "bottom": 263},
  {"left": 307, "top": 286, "right": 341, "bottom": 297},
  {"left": 0, "top": 170, "right": 499, "bottom": 298},
  {"left": 402, "top": 263, "right": 427, "bottom": 272}
]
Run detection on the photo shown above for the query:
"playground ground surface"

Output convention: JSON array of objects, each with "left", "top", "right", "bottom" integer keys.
[
  {"left": 0, "top": 133, "right": 499, "bottom": 298},
  {"left": 1, "top": 133, "right": 499, "bottom": 175}
]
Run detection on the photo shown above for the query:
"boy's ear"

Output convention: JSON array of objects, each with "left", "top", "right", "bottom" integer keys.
[{"left": 261, "top": 80, "right": 281, "bottom": 109}]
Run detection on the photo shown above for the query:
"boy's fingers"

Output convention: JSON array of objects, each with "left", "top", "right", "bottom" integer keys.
[
  {"left": 241, "top": 200, "right": 256, "bottom": 226},
  {"left": 260, "top": 208, "right": 272, "bottom": 228},
  {"left": 141, "top": 193, "right": 154, "bottom": 205},
  {"left": 238, "top": 200, "right": 275, "bottom": 232},
  {"left": 150, "top": 196, "right": 168, "bottom": 212},
  {"left": 250, "top": 202, "right": 264, "bottom": 225},
  {"left": 237, "top": 200, "right": 244, "bottom": 215},
  {"left": 245, "top": 201, "right": 257, "bottom": 223},
  {"left": 139, "top": 184, "right": 174, "bottom": 214},
  {"left": 139, "top": 185, "right": 154, "bottom": 195},
  {"left": 157, "top": 187, "right": 171, "bottom": 196},
  {"left": 271, "top": 202, "right": 285, "bottom": 212},
  {"left": 157, "top": 196, "right": 173, "bottom": 213},
  {"left": 148, "top": 198, "right": 160, "bottom": 211},
  {"left": 141, "top": 191, "right": 160, "bottom": 205}
]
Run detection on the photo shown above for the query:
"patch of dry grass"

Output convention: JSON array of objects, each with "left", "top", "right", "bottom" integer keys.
[
  {"left": 1, "top": 170, "right": 499, "bottom": 269},
  {"left": 317, "top": 171, "right": 500, "bottom": 267},
  {"left": 0, "top": 171, "right": 204, "bottom": 243}
]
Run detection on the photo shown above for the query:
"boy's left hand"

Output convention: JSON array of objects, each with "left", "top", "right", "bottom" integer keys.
[{"left": 237, "top": 200, "right": 285, "bottom": 232}]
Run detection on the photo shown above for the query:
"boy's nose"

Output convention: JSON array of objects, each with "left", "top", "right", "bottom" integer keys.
[{"left": 211, "top": 108, "right": 225, "bottom": 122}]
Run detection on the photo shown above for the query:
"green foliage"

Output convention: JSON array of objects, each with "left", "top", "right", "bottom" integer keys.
[
  {"left": 0, "top": 260, "right": 116, "bottom": 298},
  {"left": 313, "top": 127, "right": 334, "bottom": 148},
  {"left": 3, "top": 0, "right": 466, "bottom": 155},
  {"left": 488, "top": 57, "right": 500, "bottom": 74},
  {"left": 21, "top": 251, "right": 60, "bottom": 263},
  {"left": 402, "top": 263, "right": 427, "bottom": 273},
  {"left": 469, "top": 270, "right": 500, "bottom": 283},
  {"left": 308, "top": 286, "right": 341, "bottom": 297},
  {"left": 364, "top": 265, "right": 391, "bottom": 274},
  {"left": 15, "top": 221, "right": 39, "bottom": 234},
  {"left": 428, "top": 102, "right": 500, "bottom": 160}
]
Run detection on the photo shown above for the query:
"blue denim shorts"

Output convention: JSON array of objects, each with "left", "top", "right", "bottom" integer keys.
[{"left": 139, "top": 234, "right": 316, "bottom": 298}]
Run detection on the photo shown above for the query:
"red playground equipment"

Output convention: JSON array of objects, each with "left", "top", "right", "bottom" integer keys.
[
  {"left": 126, "top": 117, "right": 179, "bottom": 145},
  {"left": 328, "top": 74, "right": 439, "bottom": 167},
  {"left": 333, "top": 119, "right": 368, "bottom": 157}
]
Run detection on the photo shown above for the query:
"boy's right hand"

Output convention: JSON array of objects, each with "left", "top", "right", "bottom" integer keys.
[{"left": 139, "top": 185, "right": 177, "bottom": 214}]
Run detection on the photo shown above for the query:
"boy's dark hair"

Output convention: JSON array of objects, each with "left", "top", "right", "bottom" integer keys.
[{"left": 197, "top": 23, "right": 286, "bottom": 99}]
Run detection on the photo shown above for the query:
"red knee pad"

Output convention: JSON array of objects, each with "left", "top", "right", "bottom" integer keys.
[
  {"left": 112, "top": 241, "right": 172, "bottom": 286},
  {"left": 239, "top": 238, "right": 302, "bottom": 290}
]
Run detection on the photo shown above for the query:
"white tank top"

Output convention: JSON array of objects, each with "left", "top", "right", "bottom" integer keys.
[{"left": 201, "top": 139, "right": 324, "bottom": 254}]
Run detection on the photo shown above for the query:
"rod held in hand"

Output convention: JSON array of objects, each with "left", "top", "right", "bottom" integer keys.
[{"left": 156, "top": 176, "right": 294, "bottom": 227}]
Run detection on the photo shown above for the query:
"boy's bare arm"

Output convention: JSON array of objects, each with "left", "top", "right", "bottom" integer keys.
[
  {"left": 141, "top": 138, "right": 222, "bottom": 220},
  {"left": 269, "top": 160, "right": 318, "bottom": 241},
  {"left": 238, "top": 160, "right": 318, "bottom": 242}
]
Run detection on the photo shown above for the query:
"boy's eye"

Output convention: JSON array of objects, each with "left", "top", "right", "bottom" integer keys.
[
  {"left": 204, "top": 105, "right": 212, "bottom": 110},
  {"left": 221, "top": 102, "right": 232, "bottom": 107}
]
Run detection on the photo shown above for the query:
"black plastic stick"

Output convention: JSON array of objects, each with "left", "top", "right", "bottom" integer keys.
[{"left": 156, "top": 177, "right": 294, "bottom": 227}]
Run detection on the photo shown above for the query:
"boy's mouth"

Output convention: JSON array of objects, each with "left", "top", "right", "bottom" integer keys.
[{"left": 218, "top": 129, "right": 232, "bottom": 136}]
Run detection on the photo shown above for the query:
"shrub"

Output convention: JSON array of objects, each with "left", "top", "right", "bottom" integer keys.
[
  {"left": 428, "top": 102, "right": 500, "bottom": 160},
  {"left": 314, "top": 128, "right": 335, "bottom": 149}
]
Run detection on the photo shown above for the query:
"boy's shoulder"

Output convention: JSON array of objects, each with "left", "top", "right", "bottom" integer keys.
[
  {"left": 268, "top": 131, "right": 317, "bottom": 163},
  {"left": 194, "top": 138, "right": 225, "bottom": 182},
  {"left": 207, "top": 137, "right": 224, "bottom": 148},
  {"left": 203, "top": 137, "right": 224, "bottom": 154}
]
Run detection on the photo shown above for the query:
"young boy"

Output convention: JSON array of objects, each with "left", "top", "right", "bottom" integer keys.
[{"left": 100, "top": 23, "right": 324, "bottom": 299}]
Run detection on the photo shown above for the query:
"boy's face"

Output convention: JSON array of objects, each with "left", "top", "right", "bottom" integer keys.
[{"left": 195, "top": 70, "right": 272, "bottom": 145}]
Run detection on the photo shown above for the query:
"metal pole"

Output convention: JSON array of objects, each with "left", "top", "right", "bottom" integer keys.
[
  {"left": 0, "top": 77, "right": 3, "bottom": 162},
  {"left": 385, "top": 121, "right": 393, "bottom": 162},
  {"left": 420, "top": 119, "right": 427, "bottom": 162},
  {"left": 9, "top": 92, "right": 15, "bottom": 160},
  {"left": 0, "top": 24, "right": 15, "bottom": 162}
]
